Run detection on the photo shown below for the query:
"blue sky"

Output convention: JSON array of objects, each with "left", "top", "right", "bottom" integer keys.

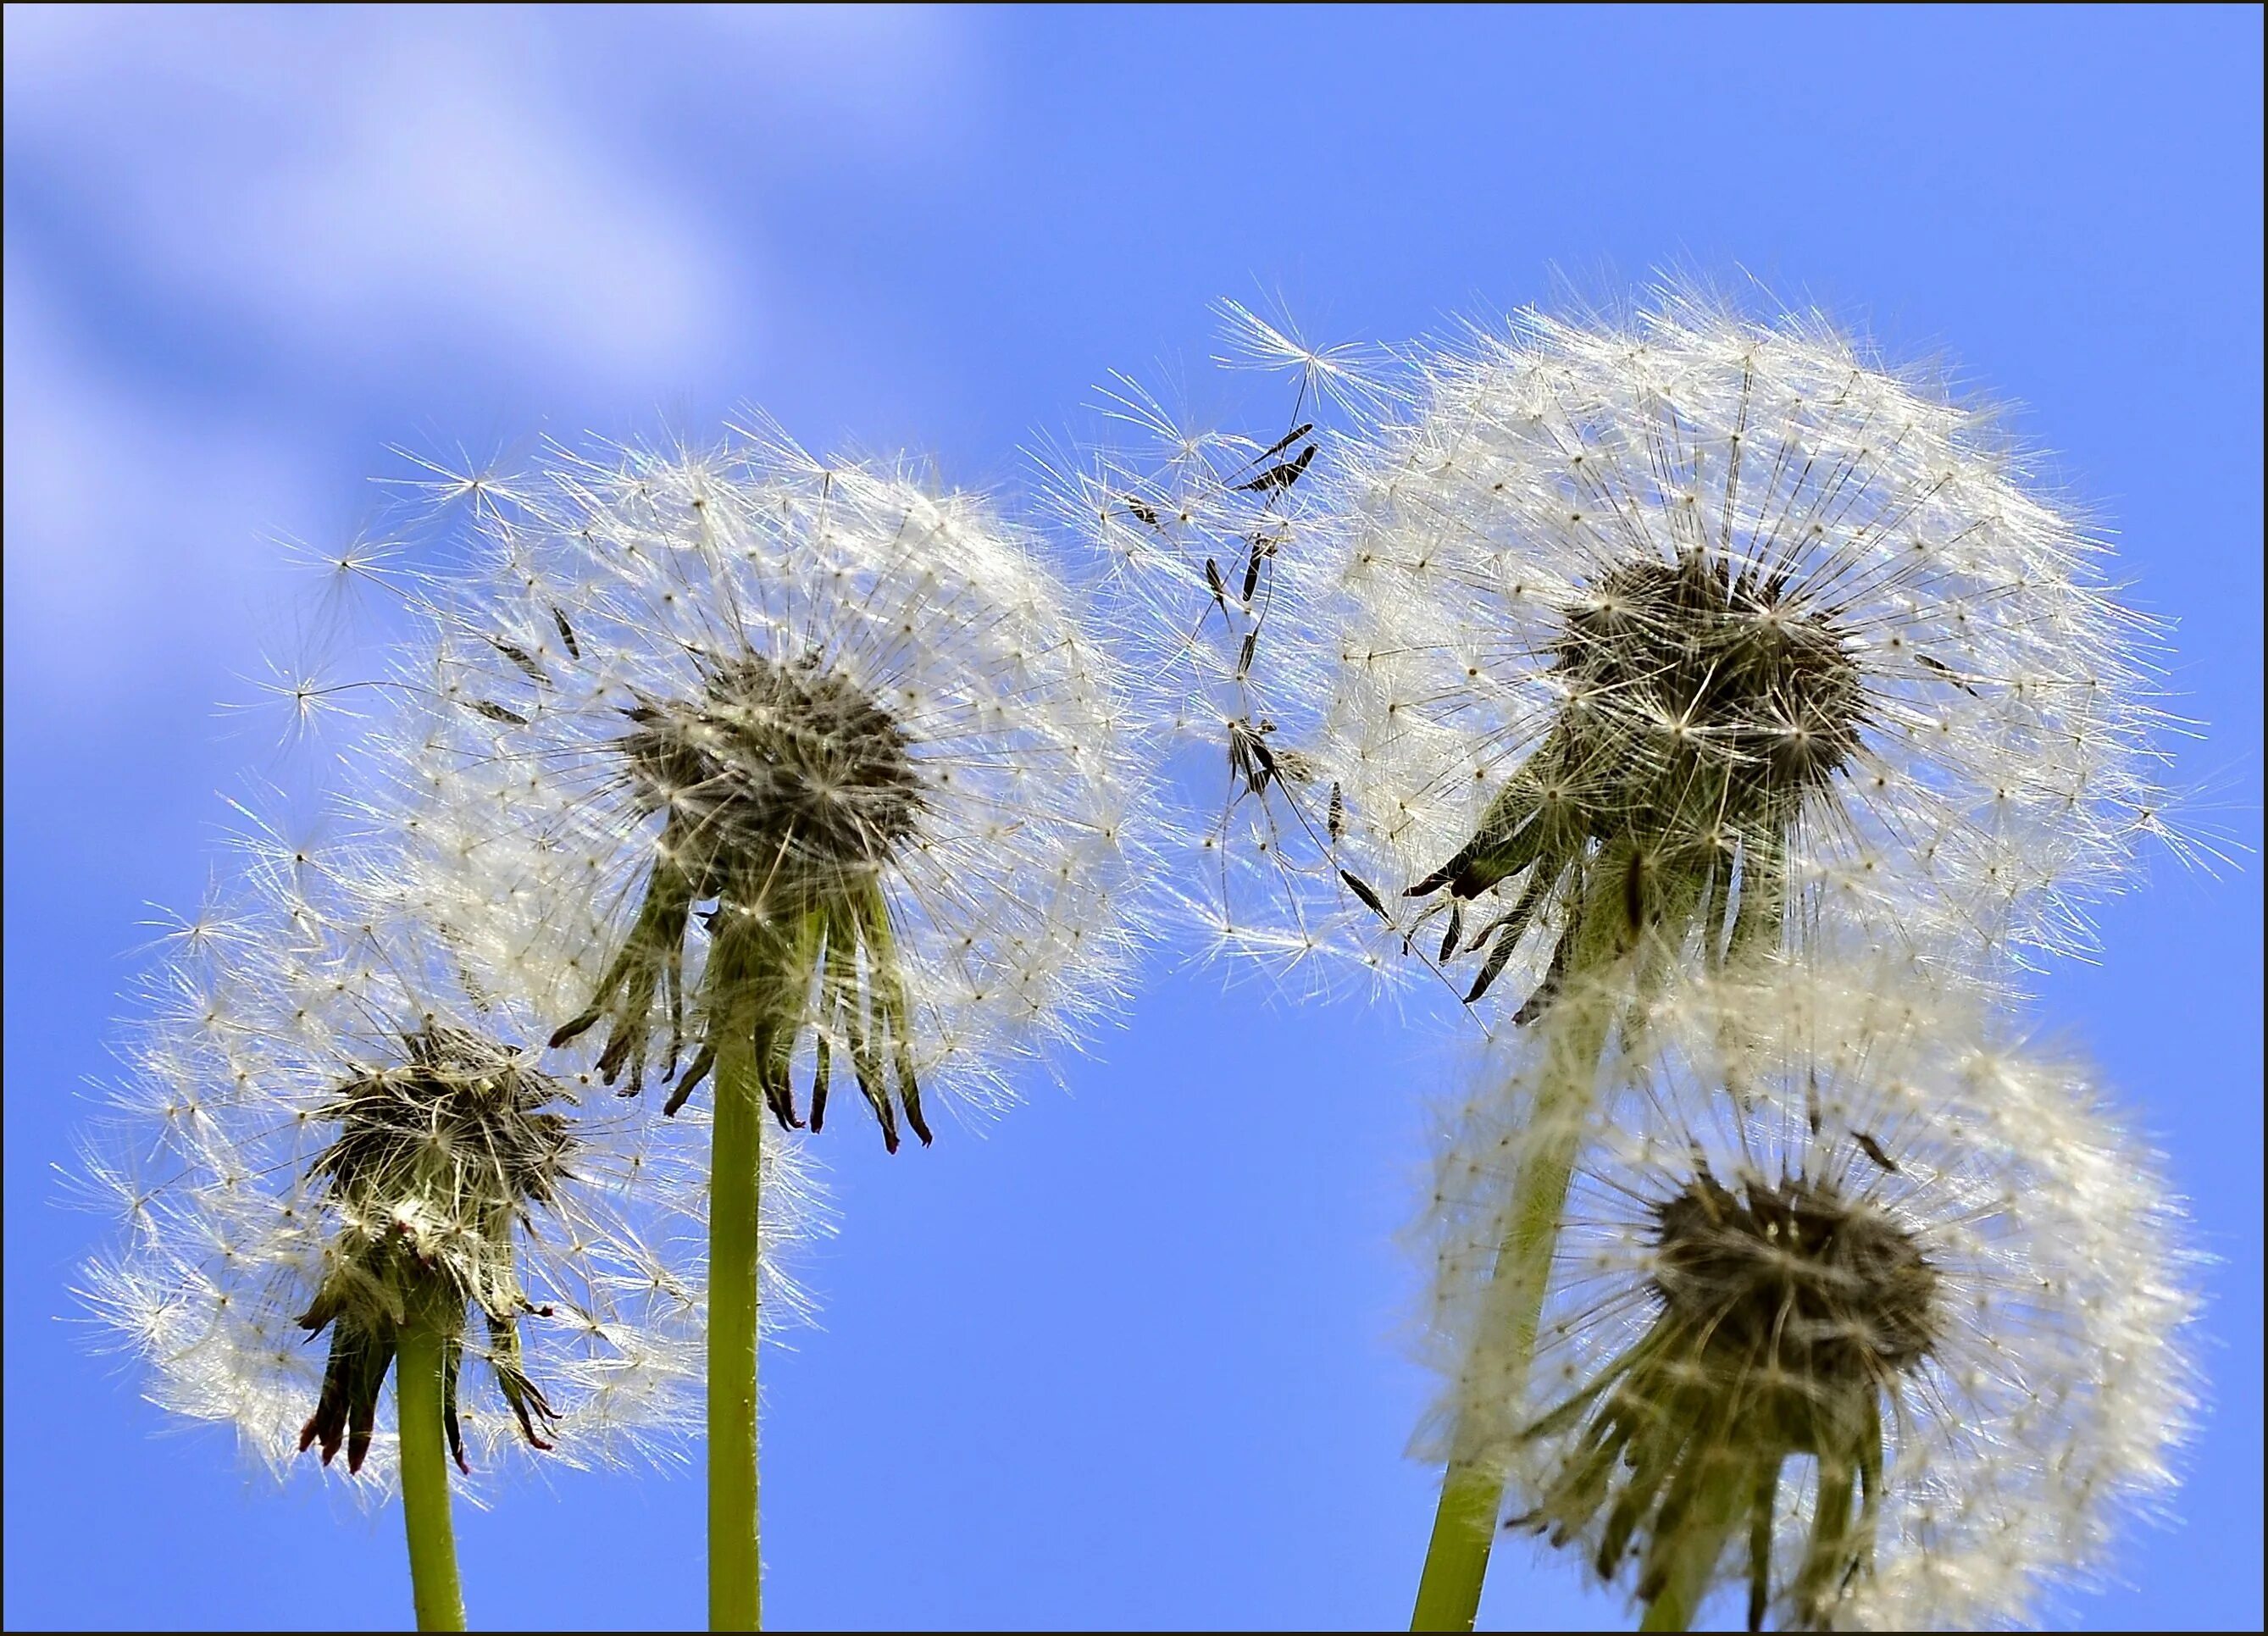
[{"left": 4, "top": 6, "right": 2260, "bottom": 1629}]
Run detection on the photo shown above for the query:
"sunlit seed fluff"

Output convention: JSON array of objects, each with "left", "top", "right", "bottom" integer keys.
[
  {"left": 75, "top": 839, "right": 822, "bottom": 1494},
  {"left": 1416, "top": 963, "right": 2196, "bottom": 1629},
  {"left": 1311, "top": 283, "right": 2172, "bottom": 1018},
  {"left": 1038, "top": 302, "right": 1400, "bottom": 995},
  {"left": 374, "top": 427, "right": 1146, "bottom": 1151}
]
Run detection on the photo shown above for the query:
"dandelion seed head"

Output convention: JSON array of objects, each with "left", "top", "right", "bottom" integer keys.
[
  {"left": 368, "top": 428, "right": 1147, "bottom": 1150},
  {"left": 75, "top": 839, "right": 824, "bottom": 1500},
  {"left": 618, "top": 652, "right": 927, "bottom": 888},
  {"left": 288, "top": 1021, "right": 576, "bottom": 1474},
  {"left": 1417, "top": 961, "right": 2197, "bottom": 1628},
  {"left": 1315, "top": 282, "right": 2174, "bottom": 1012}
]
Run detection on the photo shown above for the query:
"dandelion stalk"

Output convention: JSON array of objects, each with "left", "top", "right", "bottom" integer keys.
[
  {"left": 396, "top": 1302, "right": 469, "bottom": 1633},
  {"left": 1412, "top": 1465, "right": 1510, "bottom": 1632},
  {"left": 1633, "top": 1479, "right": 1741, "bottom": 1634},
  {"left": 1414, "top": 965, "right": 1618, "bottom": 1632},
  {"left": 708, "top": 1031, "right": 765, "bottom": 1632}
]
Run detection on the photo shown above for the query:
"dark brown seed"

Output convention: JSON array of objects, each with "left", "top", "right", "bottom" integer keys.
[
  {"left": 1339, "top": 868, "right": 1393, "bottom": 923},
  {"left": 486, "top": 635, "right": 550, "bottom": 685},
  {"left": 1256, "top": 422, "right": 1314, "bottom": 463},
  {"left": 1235, "top": 443, "right": 1315, "bottom": 495},
  {"left": 1916, "top": 653, "right": 1979, "bottom": 696}
]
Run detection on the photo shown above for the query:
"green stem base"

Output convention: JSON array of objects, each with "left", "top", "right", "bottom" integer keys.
[
  {"left": 709, "top": 1039, "right": 764, "bottom": 1632},
  {"left": 1410, "top": 960, "right": 1623, "bottom": 1632},
  {"left": 1412, "top": 1462, "right": 1509, "bottom": 1631},
  {"left": 397, "top": 1317, "right": 468, "bottom": 1633}
]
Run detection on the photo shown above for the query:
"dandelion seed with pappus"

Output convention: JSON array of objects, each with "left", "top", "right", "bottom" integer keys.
[
  {"left": 1417, "top": 964, "right": 2195, "bottom": 1630},
  {"left": 1041, "top": 300, "right": 1396, "bottom": 994},
  {"left": 373, "top": 426, "right": 1147, "bottom": 1628}
]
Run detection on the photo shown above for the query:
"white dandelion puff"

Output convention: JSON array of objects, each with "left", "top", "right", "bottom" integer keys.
[
  {"left": 343, "top": 422, "right": 1147, "bottom": 1625},
  {"left": 364, "top": 426, "right": 1150, "bottom": 1146},
  {"left": 75, "top": 831, "right": 822, "bottom": 1495},
  {"left": 1417, "top": 961, "right": 2197, "bottom": 1630},
  {"left": 1312, "top": 280, "right": 2176, "bottom": 1022}
]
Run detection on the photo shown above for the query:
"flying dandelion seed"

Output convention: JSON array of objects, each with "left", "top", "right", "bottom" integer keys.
[{"left": 1040, "top": 299, "right": 1396, "bottom": 994}]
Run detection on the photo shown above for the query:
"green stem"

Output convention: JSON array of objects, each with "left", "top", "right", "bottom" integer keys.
[
  {"left": 1412, "top": 933, "right": 1622, "bottom": 1632},
  {"left": 1638, "top": 1478, "right": 1744, "bottom": 1633},
  {"left": 709, "top": 1032, "right": 765, "bottom": 1632},
  {"left": 1412, "top": 1461, "right": 1511, "bottom": 1633},
  {"left": 1639, "top": 1540, "right": 1727, "bottom": 1633},
  {"left": 396, "top": 1315, "right": 468, "bottom": 1633},
  {"left": 1409, "top": 1085, "right": 1589, "bottom": 1631}
]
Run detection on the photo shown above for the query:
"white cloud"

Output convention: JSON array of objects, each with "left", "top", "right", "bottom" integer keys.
[
  {"left": 685, "top": 3, "right": 979, "bottom": 149},
  {"left": 3, "top": 8, "right": 747, "bottom": 389},
  {"left": 1, "top": 252, "right": 314, "bottom": 711},
  {"left": 3, "top": 8, "right": 981, "bottom": 392},
  {"left": 0, "top": 5, "right": 983, "bottom": 713}
]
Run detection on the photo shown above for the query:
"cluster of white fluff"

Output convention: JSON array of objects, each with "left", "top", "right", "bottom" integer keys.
[
  {"left": 368, "top": 427, "right": 1149, "bottom": 1130},
  {"left": 1417, "top": 962, "right": 2195, "bottom": 1630},
  {"left": 1296, "top": 286, "right": 2173, "bottom": 1015},
  {"left": 76, "top": 829, "right": 825, "bottom": 1495}
]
